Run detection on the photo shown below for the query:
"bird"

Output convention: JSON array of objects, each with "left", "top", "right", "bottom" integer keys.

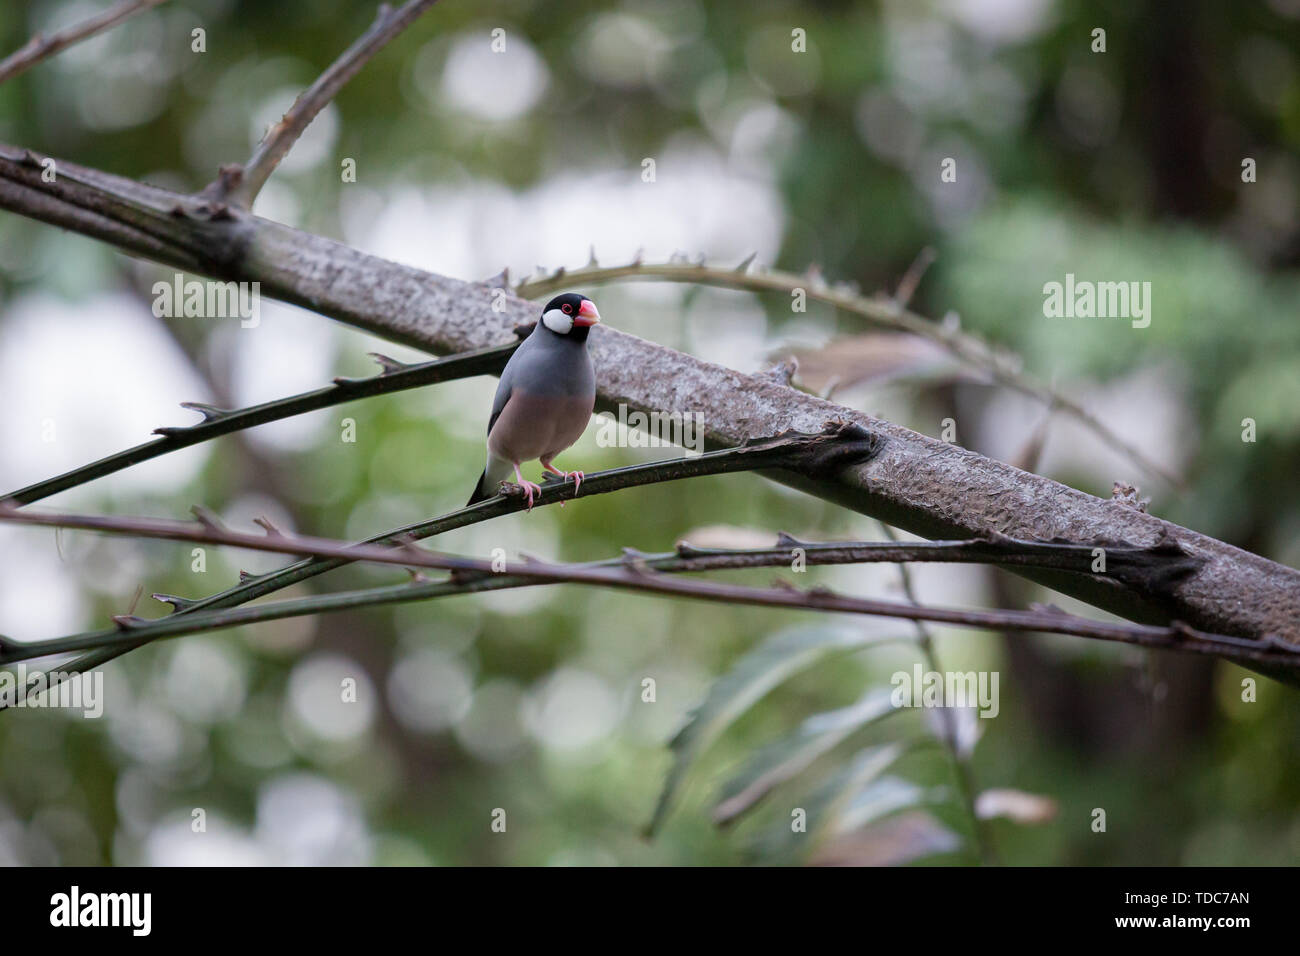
[{"left": 466, "top": 291, "right": 600, "bottom": 510}]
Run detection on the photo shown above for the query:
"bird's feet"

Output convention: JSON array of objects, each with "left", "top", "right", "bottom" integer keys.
[
  {"left": 515, "top": 478, "right": 543, "bottom": 511},
  {"left": 543, "top": 465, "right": 585, "bottom": 500}
]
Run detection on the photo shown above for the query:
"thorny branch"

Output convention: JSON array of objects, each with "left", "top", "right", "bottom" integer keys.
[
  {"left": 514, "top": 256, "right": 1182, "bottom": 489},
  {"left": 3, "top": 340, "right": 521, "bottom": 505},
  {"left": 0, "top": 0, "right": 168, "bottom": 85},
  {"left": 2, "top": 499, "right": 1296, "bottom": 671},
  {"left": 0, "top": 423, "right": 886, "bottom": 700}
]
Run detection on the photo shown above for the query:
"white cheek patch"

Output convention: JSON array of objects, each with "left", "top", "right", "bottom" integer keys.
[{"left": 542, "top": 307, "right": 574, "bottom": 335}]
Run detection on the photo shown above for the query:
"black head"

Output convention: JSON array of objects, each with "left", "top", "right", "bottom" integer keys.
[{"left": 539, "top": 292, "right": 601, "bottom": 342}]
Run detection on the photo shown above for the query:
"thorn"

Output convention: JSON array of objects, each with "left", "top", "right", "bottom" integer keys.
[
  {"left": 735, "top": 252, "right": 757, "bottom": 273},
  {"left": 405, "top": 568, "right": 429, "bottom": 583},
  {"left": 238, "top": 570, "right": 255, "bottom": 583},
  {"left": 775, "top": 531, "right": 804, "bottom": 548},
  {"left": 1029, "top": 602, "right": 1070, "bottom": 616},
  {"left": 621, "top": 548, "right": 651, "bottom": 574},
  {"left": 152, "top": 593, "right": 197, "bottom": 613},
  {"left": 588, "top": 245, "right": 598, "bottom": 267},
  {"left": 111, "top": 614, "right": 146, "bottom": 630},
  {"left": 772, "top": 578, "right": 801, "bottom": 592},
  {"left": 674, "top": 540, "right": 701, "bottom": 557},
  {"left": 190, "top": 505, "right": 225, "bottom": 531},
  {"left": 179, "top": 401, "right": 229, "bottom": 423},
  {"left": 368, "top": 352, "right": 409, "bottom": 375},
  {"left": 253, "top": 516, "right": 283, "bottom": 537}
]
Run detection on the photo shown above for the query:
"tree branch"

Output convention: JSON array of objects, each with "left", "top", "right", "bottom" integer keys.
[
  {"left": 3, "top": 341, "right": 520, "bottom": 505},
  {"left": 0, "top": 423, "right": 883, "bottom": 695},
  {"left": 202, "top": 0, "right": 441, "bottom": 207},
  {"left": 4, "top": 503, "right": 1296, "bottom": 672},
  {"left": 1, "top": 143, "right": 1297, "bottom": 645},
  {"left": 0, "top": 0, "right": 168, "bottom": 85},
  {"left": 514, "top": 256, "right": 1181, "bottom": 488}
]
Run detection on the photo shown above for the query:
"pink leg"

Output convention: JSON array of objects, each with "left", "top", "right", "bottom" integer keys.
[
  {"left": 542, "top": 462, "right": 585, "bottom": 498},
  {"left": 512, "top": 463, "right": 542, "bottom": 512}
]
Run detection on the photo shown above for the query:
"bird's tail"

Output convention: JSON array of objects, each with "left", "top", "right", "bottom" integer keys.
[
  {"left": 468, "top": 454, "right": 513, "bottom": 506},
  {"left": 466, "top": 469, "right": 492, "bottom": 506}
]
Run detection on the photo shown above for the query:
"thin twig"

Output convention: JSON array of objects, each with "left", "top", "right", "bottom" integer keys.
[
  {"left": 0, "top": 0, "right": 167, "bottom": 85},
  {"left": 204, "top": 0, "right": 440, "bottom": 207},
  {"left": 892, "top": 246, "right": 937, "bottom": 309},
  {"left": 2, "top": 506, "right": 1297, "bottom": 673},
  {"left": 0, "top": 507, "right": 1201, "bottom": 593},
  {"left": 0, "top": 422, "right": 884, "bottom": 694},
  {"left": 515, "top": 257, "right": 1182, "bottom": 488},
  {"left": 2, "top": 341, "right": 520, "bottom": 505}
]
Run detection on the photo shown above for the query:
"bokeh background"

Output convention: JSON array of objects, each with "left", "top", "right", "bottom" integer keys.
[{"left": 1, "top": 0, "right": 1298, "bottom": 865}]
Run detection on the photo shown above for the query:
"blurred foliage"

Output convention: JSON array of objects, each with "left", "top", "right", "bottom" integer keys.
[{"left": 1, "top": 0, "right": 1299, "bottom": 866}]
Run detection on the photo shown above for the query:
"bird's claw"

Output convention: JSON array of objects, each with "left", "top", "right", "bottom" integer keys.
[
  {"left": 564, "top": 470, "right": 585, "bottom": 497},
  {"left": 517, "top": 479, "right": 543, "bottom": 511}
]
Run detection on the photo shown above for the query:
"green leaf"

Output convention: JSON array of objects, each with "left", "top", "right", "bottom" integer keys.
[
  {"left": 748, "top": 745, "right": 916, "bottom": 860},
  {"left": 712, "top": 687, "right": 900, "bottom": 826},
  {"left": 645, "top": 624, "right": 903, "bottom": 835}
]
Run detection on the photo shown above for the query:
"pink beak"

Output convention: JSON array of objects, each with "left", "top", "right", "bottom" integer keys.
[{"left": 575, "top": 299, "right": 601, "bottom": 327}]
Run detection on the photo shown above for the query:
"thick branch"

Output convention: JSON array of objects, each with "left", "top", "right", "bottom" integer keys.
[
  {"left": 515, "top": 257, "right": 1179, "bottom": 487},
  {"left": 204, "top": 0, "right": 440, "bottom": 207},
  {"left": 0, "top": 0, "right": 167, "bottom": 85},
  {"left": 1, "top": 144, "right": 1298, "bottom": 644}
]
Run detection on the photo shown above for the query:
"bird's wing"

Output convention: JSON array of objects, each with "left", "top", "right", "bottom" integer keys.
[
  {"left": 487, "top": 380, "right": 512, "bottom": 437},
  {"left": 486, "top": 343, "right": 525, "bottom": 437}
]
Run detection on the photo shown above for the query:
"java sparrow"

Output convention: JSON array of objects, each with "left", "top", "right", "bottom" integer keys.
[{"left": 467, "top": 292, "right": 600, "bottom": 509}]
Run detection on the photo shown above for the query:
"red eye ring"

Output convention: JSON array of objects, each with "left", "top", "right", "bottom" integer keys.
[{"left": 562, "top": 303, "right": 573, "bottom": 314}]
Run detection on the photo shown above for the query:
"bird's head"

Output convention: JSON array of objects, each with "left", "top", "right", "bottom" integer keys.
[{"left": 540, "top": 292, "right": 600, "bottom": 341}]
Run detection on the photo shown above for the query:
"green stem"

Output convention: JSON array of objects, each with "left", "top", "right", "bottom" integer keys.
[{"left": 3, "top": 341, "right": 519, "bottom": 505}]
